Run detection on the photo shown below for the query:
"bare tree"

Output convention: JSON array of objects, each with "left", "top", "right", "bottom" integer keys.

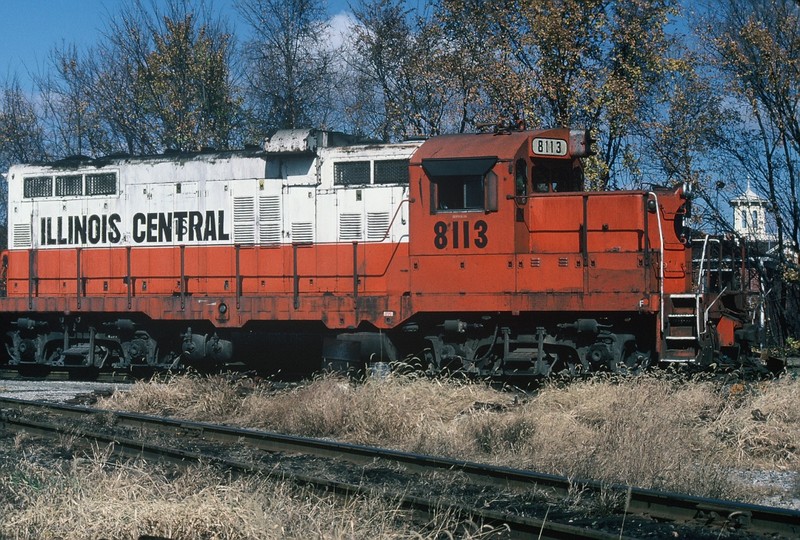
[
  {"left": 94, "top": 2, "right": 168, "bottom": 155},
  {"left": 35, "top": 44, "right": 110, "bottom": 157},
  {"left": 346, "top": 0, "right": 415, "bottom": 140},
  {"left": 703, "top": 0, "right": 800, "bottom": 344},
  {"left": 0, "top": 78, "right": 48, "bottom": 249},
  {"left": 344, "top": 0, "right": 466, "bottom": 140},
  {"left": 0, "top": 79, "right": 47, "bottom": 167},
  {"left": 237, "top": 0, "right": 337, "bottom": 132}
]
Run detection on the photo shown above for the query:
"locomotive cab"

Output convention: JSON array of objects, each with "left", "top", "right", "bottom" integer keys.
[
  {"left": 407, "top": 128, "right": 590, "bottom": 279},
  {"left": 406, "top": 128, "right": 697, "bottom": 377}
]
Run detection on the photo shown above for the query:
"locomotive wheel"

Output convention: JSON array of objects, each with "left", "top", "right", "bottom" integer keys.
[
  {"left": 66, "top": 366, "right": 101, "bottom": 380},
  {"left": 16, "top": 364, "right": 51, "bottom": 378},
  {"left": 566, "top": 356, "right": 590, "bottom": 377},
  {"left": 611, "top": 348, "right": 651, "bottom": 375}
]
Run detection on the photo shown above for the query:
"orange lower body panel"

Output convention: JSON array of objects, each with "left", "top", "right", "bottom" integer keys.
[
  {"left": 2, "top": 241, "right": 661, "bottom": 330},
  {"left": 4, "top": 243, "right": 412, "bottom": 329}
]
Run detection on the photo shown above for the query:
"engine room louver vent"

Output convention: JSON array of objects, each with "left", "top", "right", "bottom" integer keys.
[
  {"left": 339, "top": 213, "right": 362, "bottom": 241},
  {"left": 259, "top": 195, "right": 281, "bottom": 221},
  {"left": 233, "top": 196, "right": 256, "bottom": 245},
  {"left": 291, "top": 222, "right": 313, "bottom": 243},
  {"left": 367, "top": 212, "right": 390, "bottom": 241},
  {"left": 258, "top": 195, "right": 282, "bottom": 245},
  {"left": 260, "top": 223, "right": 281, "bottom": 245},
  {"left": 13, "top": 224, "right": 31, "bottom": 248}
]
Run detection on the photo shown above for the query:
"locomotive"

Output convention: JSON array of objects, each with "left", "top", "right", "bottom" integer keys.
[{"left": 0, "top": 126, "right": 759, "bottom": 377}]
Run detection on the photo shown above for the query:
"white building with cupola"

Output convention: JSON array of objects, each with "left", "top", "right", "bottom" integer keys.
[{"left": 730, "top": 184, "right": 776, "bottom": 243}]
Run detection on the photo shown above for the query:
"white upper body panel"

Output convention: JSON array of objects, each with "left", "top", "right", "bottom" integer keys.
[{"left": 6, "top": 136, "right": 424, "bottom": 251}]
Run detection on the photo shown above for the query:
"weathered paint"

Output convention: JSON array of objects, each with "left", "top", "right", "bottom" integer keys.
[{"left": 0, "top": 128, "right": 708, "bottom": 364}]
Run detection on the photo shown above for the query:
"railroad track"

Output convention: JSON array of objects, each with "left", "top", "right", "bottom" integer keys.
[
  {"left": 0, "top": 367, "right": 137, "bottom": 382},
  {"left": 1, "top": 396, "right": 798, "bottom": 539}
]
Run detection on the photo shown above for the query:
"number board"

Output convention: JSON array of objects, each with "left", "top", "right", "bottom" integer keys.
[{"left": 532, "top": 138, "right": 567, "bottom": 157}]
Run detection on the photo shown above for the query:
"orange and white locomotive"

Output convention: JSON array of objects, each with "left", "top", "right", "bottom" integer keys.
[{"left": 0, "top": 127, "right": 757, "bottom": 376}]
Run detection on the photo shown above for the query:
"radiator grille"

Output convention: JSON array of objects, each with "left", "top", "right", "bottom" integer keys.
[
  {"left": 259, "top": 196, "right": 281, "bottom": 221},
  {"left": 13, "top": 224, "right": 31, "bottom": 248},
  {"left": 233, "top": 196, "right": 256, "bottom": 244},
  {"left": 339, "top": 213, "right": 362, "bottom": 241},
  {"left": 367, "top": 212, "right": 390, "bottom": 240},
  {"left": 258, "top": 196, "right": 281, "bottom": 245},
  {"left": 292, "top": 222, "right": 313, "bottom": 243}
]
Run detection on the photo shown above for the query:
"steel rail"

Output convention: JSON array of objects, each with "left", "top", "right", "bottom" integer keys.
[
  {"left": 0, "top": 411, "right": 631, "bottom": 540},
  {"left": 0, "top": 368, "right": 135, "bottom": 382},
  {"left": 2, "top": 396, "right": 799, "bottom": 537}
]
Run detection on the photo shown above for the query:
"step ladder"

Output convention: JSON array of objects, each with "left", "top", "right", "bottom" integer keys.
[{"left": 662, "top": 293, "right": 703, "bottom": 363}]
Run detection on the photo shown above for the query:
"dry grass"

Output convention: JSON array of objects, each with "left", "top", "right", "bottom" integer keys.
[
  {"left": 0, "top": 443, "right": 483, "bottom": 540},
  {"left": 5, "top": 372, "right": 799, "bottom": 537},
  {"left": 712, "top": 377, "right": 800, "bottom": 465},
  {"left": 438, "top": 376, "right": 736, "bottom": 496},
  {"left": 97, "top": 371, "right": 800, "bottom": 501},
  {"left": 100, "top": 372, "right": 508, "bottom": 445}
]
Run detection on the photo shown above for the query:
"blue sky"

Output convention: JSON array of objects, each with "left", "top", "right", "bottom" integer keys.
[{"left": 0, "top": 0, "right": 352, "bottom": 87}]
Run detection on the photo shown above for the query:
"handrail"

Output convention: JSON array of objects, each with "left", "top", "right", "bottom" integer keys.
[
  {"left": 375, "top": 198, "right": 410, "bottom": 243},
  {"left": 648, "top": 192, "right": 665, "bottom": 333},
  {"left": 698, "top": 235, "right": 709, "bottom": 293},
  {"left": 703, "top": 286, "right": 728, "bottom": 337},
  {"left": 694, "top": 236, "right": 723, "bottom": 293}
]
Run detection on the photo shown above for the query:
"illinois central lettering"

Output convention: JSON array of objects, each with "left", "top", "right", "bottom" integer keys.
[
  {"left": 132, "top": 210, "right": 230, "bottom": 243},
  {"left": 41, "top": 213, "right": 123, "bottom": 246}
]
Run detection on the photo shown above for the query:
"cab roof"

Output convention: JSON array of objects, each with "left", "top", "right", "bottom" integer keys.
[{"left": 411, "top": 128, "right": 577, "bottom": 163}]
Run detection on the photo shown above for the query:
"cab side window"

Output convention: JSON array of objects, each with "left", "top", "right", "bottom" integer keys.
[
  {"left": 435, "top": 175, "right": 484, "bottom": 210},
  {"left": 423, "top": 157, "right": 498, "bottom": 213}
]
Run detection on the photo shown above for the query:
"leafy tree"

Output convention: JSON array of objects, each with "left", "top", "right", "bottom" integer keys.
[
  {"left": 436, "top": 0, "right": 682, "bottom": 189},
  {"left": 20, "top": 0, "right": 241, "bottom": 157},
  {"left": 146, "top": 10, "right": 239, "bottom": 150},
  {"left": 97, "top": 0, "right": 241, "bottom": 152}
]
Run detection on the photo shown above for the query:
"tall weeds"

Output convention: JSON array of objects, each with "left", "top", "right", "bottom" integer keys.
[
  {"left": 0, "top": 449, "right": 441, "bottom": 539},
  {"left": 97, "top": 372, "right": 800, "bottom": 499},
  {"left": 5, "top": 372, "right": 798, "bottom": 537}
]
